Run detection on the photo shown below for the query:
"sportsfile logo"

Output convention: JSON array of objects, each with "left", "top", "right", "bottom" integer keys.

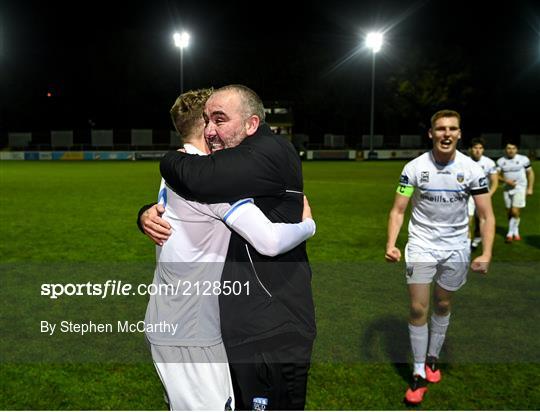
[{"left": 40, "top": 280, "right": 250, "bottom": 299}]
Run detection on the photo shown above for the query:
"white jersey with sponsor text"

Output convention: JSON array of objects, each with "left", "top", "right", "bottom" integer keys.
[
  {"left": 496, "top": 154, "right": 531, "bottom": 190},
  {"left": 400, "top": 151, "right": 487, "bottom": 250}
]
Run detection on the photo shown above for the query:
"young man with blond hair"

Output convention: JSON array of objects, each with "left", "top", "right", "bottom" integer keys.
[{"left": 386, "top": 109, "right": 495, "bottom": 404}]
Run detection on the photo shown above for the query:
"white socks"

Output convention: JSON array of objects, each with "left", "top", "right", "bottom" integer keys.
[
  {"left": 409, "top": 323, "right": 428, "bottom": 378},
  {"left": 428, "top": 313, "right": 451, "bottom": 359},
  {"left": 508, "top": 217, "right": 521, "bottom": 237},
  {"left": 409, "top": 314, "right": 451, "bottom": 377}
]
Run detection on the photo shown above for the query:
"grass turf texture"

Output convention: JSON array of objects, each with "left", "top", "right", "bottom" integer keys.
[{"left": 1, "top": 160, "right": 539, "bottom": 410}]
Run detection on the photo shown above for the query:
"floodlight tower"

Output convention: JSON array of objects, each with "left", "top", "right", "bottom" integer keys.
[
  {"left": 365, "top": 32, "right": 383, "bottom": 158},
  {"left": 173, "top": 31, "right": 190, "bottom": 94}
]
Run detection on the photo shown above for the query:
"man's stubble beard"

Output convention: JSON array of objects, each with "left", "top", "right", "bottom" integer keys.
[{"left": 224, "top": 125, "right": 248, "bottom": 149}]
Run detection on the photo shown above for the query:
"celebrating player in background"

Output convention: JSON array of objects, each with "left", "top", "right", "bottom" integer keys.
[
  {"left": 468, "top": 138, "right": 498, "bottom": 250},
  {"left": 142, "top": 88, "right": 316, "bottom": 411},
  {"left": 496, "top": 142, "right": 535, "bottom": 243},
  {"left": 385, "top": 110, "right": 495, "bottom": 405}
]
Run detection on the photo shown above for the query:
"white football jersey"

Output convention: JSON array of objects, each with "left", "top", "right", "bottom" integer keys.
[
  {"left": 399, "top": 151, "right": 488, "bottom": 250},
  {"left": 496, "top": 154, "right": 531, "bottom": 190},
  {"left": 474, "top": 155, "right": 497, "bottom": 186}
]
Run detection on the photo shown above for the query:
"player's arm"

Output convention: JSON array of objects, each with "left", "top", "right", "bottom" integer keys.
[
  {"left": 385, "top": 189, "right": 411, "bottom": 262},
  {"left": 189, "top": 196, "right": 316, "bottom": 257},
  {"left": 526, "top": 166, "right": 534, "bottom": 195},
  {"left": 498, "top": 168, "right": 515, "bottom": 187},
  {"left": 223, "top": 196, "right": 315, "bottom": 256},
  {"left": 471, "top": 193, "right": 495, "bottom": 274},
  {"left": 488, "top": 172, "right": 499, "bottom": 196},
  {"left": 159, "top": 144, "right": 284, "bottom": 203}
]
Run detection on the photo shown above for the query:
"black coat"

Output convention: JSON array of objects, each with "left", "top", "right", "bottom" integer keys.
[{"left": 160, "top": 123, "right": 316, "bottom": 351}]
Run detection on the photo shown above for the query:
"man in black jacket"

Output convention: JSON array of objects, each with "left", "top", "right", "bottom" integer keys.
[{"left": 142, "top": 84, "right": 316, "bottom": 410}]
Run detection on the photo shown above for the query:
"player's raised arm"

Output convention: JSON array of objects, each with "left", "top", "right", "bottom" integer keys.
[
  {"left": 159, "top": 141, "right": 284, "bottom": 204},
  {"left": 187, "top": 195, "right": 315, "bottom": 257},
  {"left": 386, "top": 191, "right": 411, "bottom": 262},
  {"left": 223, "top": 195, "right": 315, "bottom": 257}
]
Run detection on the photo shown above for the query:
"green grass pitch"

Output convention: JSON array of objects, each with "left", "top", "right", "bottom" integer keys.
[{"left": 1, "top": 160, "right": 539, "bottom": 410}]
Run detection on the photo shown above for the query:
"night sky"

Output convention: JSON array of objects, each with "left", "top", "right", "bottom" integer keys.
[{"left": 2, "top": 0, "right": 540, "bottom": 143}]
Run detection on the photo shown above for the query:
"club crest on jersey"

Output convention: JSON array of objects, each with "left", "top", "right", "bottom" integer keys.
[
  {"left": 456, "top": 172, "right": 464, "bottom": 183},
  {"left": 252, "top": 397, "right": 268, "bottom": 411},
  {"left": 420, "top": 171, "right": 429, "bottom": 183}
]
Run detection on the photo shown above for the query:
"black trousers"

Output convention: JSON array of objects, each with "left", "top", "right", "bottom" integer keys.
[{"left": 227, "top": 334, "right": 313, "bottom": 411}]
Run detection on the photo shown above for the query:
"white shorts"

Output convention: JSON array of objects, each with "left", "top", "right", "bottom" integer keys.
[
  {"left": 405, "top": 243, "right": 470, "bottom": 291},
  {"left": 151, "top": 342, "right": 235, "bottom": 411},
  {"left": 467, "top": 196, "right": 476, "bottom": 217},
  {"left": 504, "top": 188, "right": 526, "bottom": 208}
]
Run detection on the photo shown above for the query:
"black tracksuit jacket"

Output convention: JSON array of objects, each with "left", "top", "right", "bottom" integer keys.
[{"left": 160, "top": 123, "right": 316, "bottom": 353}]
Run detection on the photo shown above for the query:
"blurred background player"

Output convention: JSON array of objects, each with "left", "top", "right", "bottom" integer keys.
[
  {"left": 385, "top": 110, "right": 495, "bottom": 405},
  {"left": 468, "top": 138, "right": 498, "bottom": 250},
  {"left": 496, "top": 142, "right": 535, "bottom": 243}
]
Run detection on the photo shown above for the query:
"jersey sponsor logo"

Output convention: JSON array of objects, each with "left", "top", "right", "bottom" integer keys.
[
  {"left": 456, "top": 172, "right": 464, "bottom": 183},
  {"left": 253, "top": 397, "right": 269, "bottom": 411},
  {"left": 420, "top": 193, "right": 467, "bottom": 203},
  {"left": 421, "top": 171, "right": 429, "bottom": 183},
  {"left": 400, "top": 174, "right": 409, "bottom": 184},
  {"left": 437, "top": 170, "right": 451, "bottom": 174},
  {"left": 479, "top": 177, "right": 488, "bottom": 188}
]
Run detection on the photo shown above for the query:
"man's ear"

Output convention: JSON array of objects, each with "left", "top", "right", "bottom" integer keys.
[
  {"left": 428, "top": 128, "right": 433, "bottom": 140},
  {"left": 245, "top": 115, "right": 260, "bottom": 136}
]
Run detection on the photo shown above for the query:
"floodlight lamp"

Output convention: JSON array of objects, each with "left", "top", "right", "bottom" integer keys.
[
  {"left": 366, "top": 32, "right": 383, "bottom": 53},
  {"left": 173, "top": 31, "right": 190, "bottom": 49}
]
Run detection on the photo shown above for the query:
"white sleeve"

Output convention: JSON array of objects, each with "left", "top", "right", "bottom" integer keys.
[
  {"left": 157, "top": 179, "right": 167, "bottom": 205},
  {"left": 400, "top": 161, "right": 417, "bottom": 187},
  {"left": 523, "top": 156, "right": 531, "bottom": 170},
  {"left": 486, "top": 158, "right": 497, "bottom": 174},
  {"left": 223, "top": 200, "right": 316, "bottom": 257}
]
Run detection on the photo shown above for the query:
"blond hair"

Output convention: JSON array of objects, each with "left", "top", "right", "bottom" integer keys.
[
  {"left": 430, "top": 109, "right": 461, "bottom": 128},
  {"left": 170, "top": 88, "right": 213, "bottom": 140}
]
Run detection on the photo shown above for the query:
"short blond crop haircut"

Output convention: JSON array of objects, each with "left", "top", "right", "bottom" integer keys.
[
  {"left": 170, "top": 88, "right": 213, "bottom": 139},
  {"left": 430, "top": 109, "right": 461, "bottom": 128}
]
